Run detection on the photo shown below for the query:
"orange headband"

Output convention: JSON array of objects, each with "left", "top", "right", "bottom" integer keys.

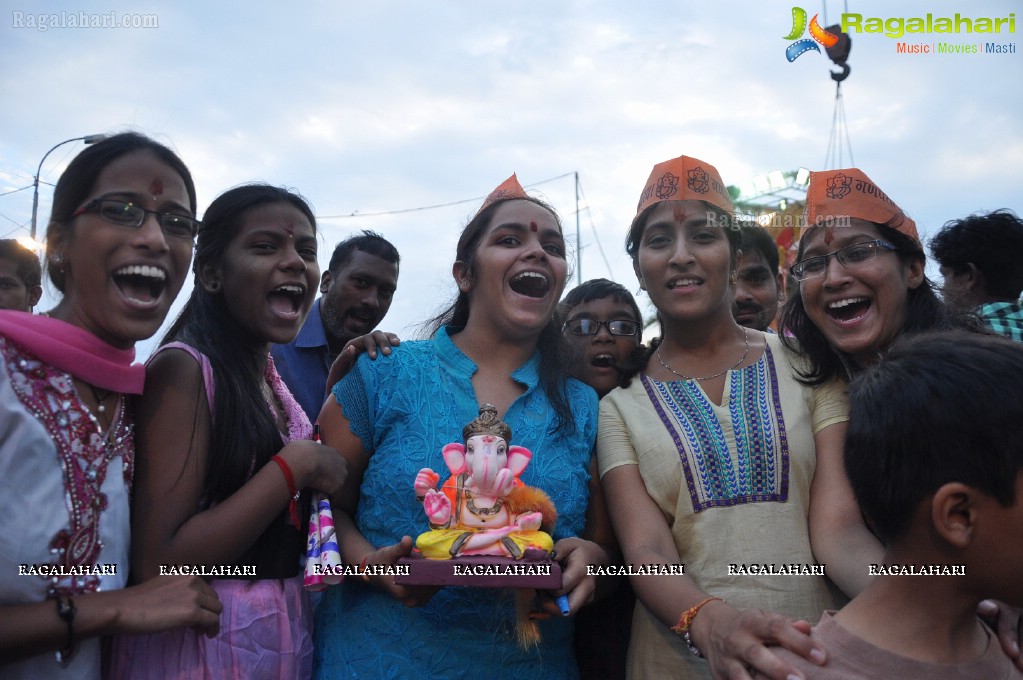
[
  {"left": 475, "top": 173, "right": 529, "bottom": 216},
  {"left": 634, "top": 154, "right": 734, "bottom": 220},
  {"left": 803, "top": 168, "right": 919, "bottom": 245}
]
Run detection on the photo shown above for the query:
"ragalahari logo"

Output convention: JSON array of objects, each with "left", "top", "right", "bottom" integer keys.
[{"left": 784, "top": 7, "right": 840, "bottom": 61}]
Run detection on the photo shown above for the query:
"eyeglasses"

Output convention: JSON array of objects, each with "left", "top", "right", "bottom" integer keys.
[
  {"left": 563, "top": 318, "right": 640, "bottom": 336},
  {"left": 790, "top": 240, "right": 897, "bottom": 281},
  {"left": 72, "top": 199, "right": 200, "bottom": 239}
]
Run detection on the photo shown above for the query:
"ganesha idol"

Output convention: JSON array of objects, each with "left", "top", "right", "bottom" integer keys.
[{"left": 413, "top": 404, "right": 557, "bottom": 561}]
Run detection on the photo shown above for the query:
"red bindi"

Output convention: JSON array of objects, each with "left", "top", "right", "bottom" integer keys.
[
  {"left": 529, "top": 220, "right": 538, "bottom": 232},
  {"left": 673, "top": 207, "right": 688, "bottom": 223},
  {"left": 823, "top": 225, "right": 835, "bottom": 246},
  {"left": 149, "top": 178, "right": 164, "bottom": 197},
  {"left": 284, "top": 223, "right": 295, "bottom": 238}
]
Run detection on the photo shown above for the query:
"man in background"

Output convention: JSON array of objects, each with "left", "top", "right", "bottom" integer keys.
[
  {"left": 732, "top": 225, "right": 783, "bottom": 332},
  {"left": 273, "top": 230, "right": 400, "bottom": 421},
  {"left": 930, "top": 209, "right": 1023, "bottom": 342}
]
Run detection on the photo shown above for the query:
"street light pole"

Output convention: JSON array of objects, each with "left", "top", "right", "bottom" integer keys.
[{"left": 30, "top": 134, "right": 107, "bottom": 239}]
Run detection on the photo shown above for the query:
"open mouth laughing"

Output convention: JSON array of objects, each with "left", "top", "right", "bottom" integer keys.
[
  {"left": 113, "top": 264, "right": 168, "bottom": 306},
  {"left": 509, "top": 271, "right": 550, "bottom": 298},
  {"left": 267, "top": 283, "right": 306, "bottom": 318},
  {"left": 826, "top": 296, "right": 871, "bottom": 322}
]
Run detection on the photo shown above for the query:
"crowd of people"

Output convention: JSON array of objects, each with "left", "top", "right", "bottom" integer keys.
[{"left": 1, "top": 132, "right": 1021, "bottom": 680}]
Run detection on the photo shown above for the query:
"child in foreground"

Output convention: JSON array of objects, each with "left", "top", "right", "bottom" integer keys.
[{"left": 759, "top": 330, "right": 1023, "bottom": 679}]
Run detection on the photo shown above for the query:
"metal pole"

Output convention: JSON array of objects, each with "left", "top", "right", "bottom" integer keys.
[
  {"left": 575, "top": 171, "right": 581, "bottom": 285},
  {"left": 30, "top": 134, "right": 108, "bottom": 239}
]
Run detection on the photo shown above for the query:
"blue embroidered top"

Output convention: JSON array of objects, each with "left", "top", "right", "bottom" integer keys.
[{"left": 313, "top": 326, "right": 598, "bottom": 680}]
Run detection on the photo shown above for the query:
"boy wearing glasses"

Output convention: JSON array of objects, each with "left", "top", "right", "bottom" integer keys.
[{"left": 558, "top": 279, "right": 643, "bottom": 400}]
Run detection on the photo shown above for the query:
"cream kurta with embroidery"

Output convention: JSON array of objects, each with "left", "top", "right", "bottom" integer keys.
[{"left": 597, "top": 333, "right": 847, "bottom": 680}]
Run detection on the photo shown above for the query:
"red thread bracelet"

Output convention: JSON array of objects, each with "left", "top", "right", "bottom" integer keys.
[
  {"left": 672, "top": 596, "right": 723, "bottom": 657},
  {"left": 271, "top": 455, "right": 302, "bottom": 530}
]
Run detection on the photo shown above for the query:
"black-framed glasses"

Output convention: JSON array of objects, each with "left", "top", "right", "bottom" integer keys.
[
  {"left": 563, "top": 318, "right": 640, "bottom": 336},
  {"left": 72, "top": 199, "right": 200, "bottom": 239},
  {"left": 790, "top": 240, "right": 897, "bottom": 281}
]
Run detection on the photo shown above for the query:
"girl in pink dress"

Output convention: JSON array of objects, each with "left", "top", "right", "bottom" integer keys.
[{"left": 110, "top": 184, "right": 347, "bottom": 679}]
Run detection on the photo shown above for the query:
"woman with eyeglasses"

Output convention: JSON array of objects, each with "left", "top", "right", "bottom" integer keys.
[
  {"left": 0, "top": 133, "right": 221, "bottom": 679},
  {"left": 779, "top": 169, "right": 1023, "bottom": 665},
  {"left": 597, "top": 155, "right": 856, "bottom": 680},
  {"left": 781, "top": 168, "right": 950, "bottom": 386},
  {"left": 780, "top": 169, "right": 951, "bottom": 600}
]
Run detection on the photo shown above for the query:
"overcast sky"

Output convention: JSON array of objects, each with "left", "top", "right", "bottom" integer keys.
[{"left": 2, "top": 0, "right": 1020, "bottom": 356}]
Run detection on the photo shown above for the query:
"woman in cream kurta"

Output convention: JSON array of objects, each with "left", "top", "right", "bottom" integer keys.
[
  {"left": 598, "top": 153, "right": 858, "bottom": 680},
  {"left": 598, "top": 333, "right": 846, "bottom": 679}
]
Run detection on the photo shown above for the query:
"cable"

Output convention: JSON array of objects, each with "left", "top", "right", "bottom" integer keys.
[
  {"left": 823, "top": 82, "right": 854, "bottom": 170},
  {"left": 317, "top": 172, "right": 576, "bottom": 219},
  {"left": 0, "top": 185, "right": 33, "bottom": 198},
  {"left": 575, "top": 178, "right": 615, "bottom": 280},
  {"left": 0, "top": 211, "right": 27, "bottom": 229}
]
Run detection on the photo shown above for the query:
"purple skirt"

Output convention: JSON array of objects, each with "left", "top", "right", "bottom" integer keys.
[{"left": 108, "top": 576, "right": 313, "bottom": 680}]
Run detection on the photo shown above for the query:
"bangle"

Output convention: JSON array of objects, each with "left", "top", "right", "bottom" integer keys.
[
  {"left": 270, "top": 455, "right": 302, "bottom": 530},
  {"left": 55, "top": 594, "right": 76, "bottom": 665},
  {"left": 671, "top": 596, "right": 722, "bottom": 658}
]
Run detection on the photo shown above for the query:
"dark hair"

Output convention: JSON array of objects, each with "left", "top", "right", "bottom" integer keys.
[
  {"left": 845, "top": 331, "right": 1023, "bottom": 541},
  {"left": 625, "top": 201, "right": 742, "bottom": 261},
  {"left": 45, "top": 132, "right": 197, "bottom": 293},
  {"left": 559, "top": 278, "right": 643, "bottom": 337},
  {"left": 929, "top": 209, "right": 1023, "bottom": 301},
  {"left": 426, "top": 196, "right": 576, "bottom": 434},
  {"left": 738, "top": 224, "right": 780, "bottom": 275},
  {"left": 163, "top": 184, "right": 317, "bottom": 503},
  {"left": 0, "top": 239, "right": 42, "bottom": 288},
  {"left": 327, "top": 229, "right": 400, "bottom": 274},
  {"left": 780, "top": 223, "right": 952, "bottom": 385}
]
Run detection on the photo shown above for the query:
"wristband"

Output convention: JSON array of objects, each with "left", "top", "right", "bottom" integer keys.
[
  {"left": 55, "top": 594, "right": 76, "bottom": 665},
  {"left": 359, "top": 556, "right": 372, "bottom": 583},
  {"left": 271, "top": 455, "right": 302, "bottom": 530},
  {"left": 671, "top": 596, "right": 723, "bottom": 657}
]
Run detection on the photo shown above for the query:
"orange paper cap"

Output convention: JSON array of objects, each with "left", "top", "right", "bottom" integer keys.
[
  {"left": 634, "top": 154, "right": 734, "bottom": 221},
  {"left": 803, "top": 168, "right": 919, "bottom": 245},
  {"left": 476, "top": 173, "right": 529, "bottom": 216}
]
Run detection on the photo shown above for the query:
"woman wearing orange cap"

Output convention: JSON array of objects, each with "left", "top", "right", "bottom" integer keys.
[
  {"left": 313, "top": 175, "right": 615, "bottom": 678},
  {"left": 784, "top": 171, "right": 959, "bottom": 598},
  {"left": 780, "top": 170, "right": 945, "bottom": 605},
  {"left": 597, "top": 154, "right": 853, "bottom": 679},
  {"left": 781, "top": 168, "right": 948, "bottom": 384},
  {"left": 780, "top": 169, "right": 1023, "bottom": 650}
]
